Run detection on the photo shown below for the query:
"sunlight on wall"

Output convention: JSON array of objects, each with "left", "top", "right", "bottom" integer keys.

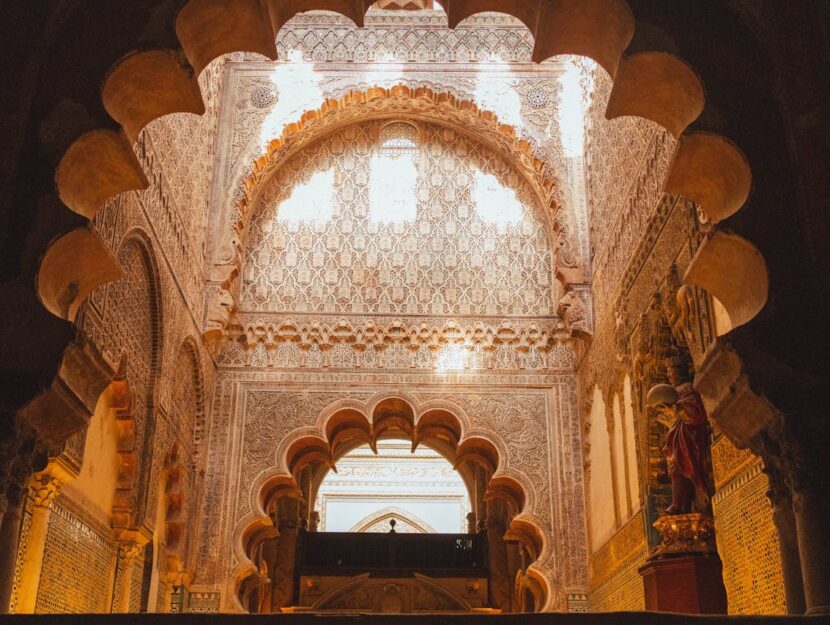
[
  {"left": 612, "top": 393, "right": 630, "bottom": 520},
  {"left": 623, "top": 376, "right": 641, "bottom": 511},
  {"left": 473, "top": 170, "right": 524, "bottom": 226},
  {"left": 474, "top": 61, "right": 524, "bottom": 131},
  {"left": 72, "top": 387, "right": 119, "bottom": 517},
  {"left": 276, "top": 169, "right": 335, "bottom": 223},
  {"left": 558, "top": 61, "right": 592, "bottom": 158},
  {"left": 588, "top": 386, "right": 615, "bottom": 551},
  {"left": 435, "top": 344, "right": 470, "bottom": 372},
  {"left": 368, "top": 154, "right": 418, "bottom": 223},
  {"left": 261, "top": 51, "right": 324, "bottom": 151}
]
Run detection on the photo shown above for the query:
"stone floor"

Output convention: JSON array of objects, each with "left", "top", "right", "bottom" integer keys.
[{"left": 0, "top": 613, "right": 821, "bottom": 624}]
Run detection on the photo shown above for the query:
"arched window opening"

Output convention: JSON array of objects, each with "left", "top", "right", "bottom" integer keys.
[
  {"left": 369, "top": 122, "right": 420, "bottom": 223},
  {"left": 315, "top": 439, "right": 470, "bottom": 533}
]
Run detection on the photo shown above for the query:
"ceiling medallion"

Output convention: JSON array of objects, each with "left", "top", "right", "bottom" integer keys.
[
  {"left": 250, "top": 84, "right": 278, "bottom": 109},
  {"left": 525, "top": 88, "right": 551, "bottom": 109}
]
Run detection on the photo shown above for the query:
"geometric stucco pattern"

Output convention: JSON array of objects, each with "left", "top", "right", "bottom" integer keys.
[{"left": 242, "top": 121, "right": 556, "bottom": 317}]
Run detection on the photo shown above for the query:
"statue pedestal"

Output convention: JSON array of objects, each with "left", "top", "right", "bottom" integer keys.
[
  {"left": 639, "top": 555, "right": 727, "bottom": 614},
  {"left": 638, "top": 513, "right": 727, "bottom": 614}
]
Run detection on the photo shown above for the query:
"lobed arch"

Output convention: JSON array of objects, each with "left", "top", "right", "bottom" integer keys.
[
  {"left": 42, "top": 0, "right": 769, "bottom": 384},
  {"left": 207, "top": 84, "right": 578, "bottom": 342},
  {"left": 231, "top": 393, "right": 551, "bottom": 610},
  {"left": 96, "top": 227, "right": 165, "bottom": 534}
]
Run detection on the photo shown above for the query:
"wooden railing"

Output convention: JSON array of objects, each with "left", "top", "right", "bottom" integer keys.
[{"left": 296, "top": 530, "right": 488, "bottom": 577}]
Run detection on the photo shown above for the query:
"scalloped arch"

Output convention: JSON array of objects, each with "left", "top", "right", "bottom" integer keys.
[{"left": 234, "top": 392, "right": 548, "bottom": 607}]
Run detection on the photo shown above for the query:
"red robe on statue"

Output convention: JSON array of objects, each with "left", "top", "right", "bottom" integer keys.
[{"left": 662, "top": 381, "right": 711, "bottom": 510}]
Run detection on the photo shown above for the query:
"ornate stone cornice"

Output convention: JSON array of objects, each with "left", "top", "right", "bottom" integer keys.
[{"left": 229, "top": 315, "right": 568, "bottom": 352}]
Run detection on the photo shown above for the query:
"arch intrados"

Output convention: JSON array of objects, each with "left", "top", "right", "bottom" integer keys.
[
  {"left": 259, "top": 474, "right": 303, "bottom": 515},
  {"left": 174, "top": 336, "right": 207, "bottom": 462},
  {"left": 485, "top": 475, "right": 527, "bottom": 515},
  {"left": 114, "top": 228, "right": 164, "bottom": 384}
]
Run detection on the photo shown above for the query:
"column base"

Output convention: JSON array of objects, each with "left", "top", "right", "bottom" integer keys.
[{"left": 638, "top": 554, "right": 728, "bottom": 614}]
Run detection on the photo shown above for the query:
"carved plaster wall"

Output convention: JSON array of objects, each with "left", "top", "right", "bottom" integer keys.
[
  {"left": 21, "top": 56, "right": 227, "bottom": 614},
  {"left": 242, "top": 120, "right": 555, "bottom": 317},
  {"left": 195, "top": 374, "right": 587, "bottom": 611},
  {"left": 204, "top": 11, "right": 594, "bottom": 328}
]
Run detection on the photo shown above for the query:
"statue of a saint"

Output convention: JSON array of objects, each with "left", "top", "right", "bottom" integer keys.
[{"left": 647, "top": 358, "right": 712, "bottom": 515}]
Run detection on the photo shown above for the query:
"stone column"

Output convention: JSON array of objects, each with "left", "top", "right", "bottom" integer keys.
[
  {"left": 792, "top": 484, "right": 830, "bottom": 614},
  {"left": 785, "top": 421, "right": 830, "bottom": 615},
  {"left": 271, "top": 498, "right": 300, "bottom": 610},
  {"left": 485, "top": 500, "right": 511, "bottom": 612},
  {"left": 764, "top": 461, "right": 805, "bottom": 614},
  {"left": 13, "top": 473, "right": 63, "bottom": 613},
  {"left": 113, "top": 539, "right": 144, "bottom": 613},
  {"left": 0, "top": 488, "right": 25, "bottom": 614}
]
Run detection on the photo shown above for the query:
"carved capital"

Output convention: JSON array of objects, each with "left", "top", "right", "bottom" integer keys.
[
  {"left": 763, "top": 459, "right": 791, "bottom": 509},
  {"left": 117, "top": 540, "right": 143, "bottom": 562},
  {"left": 28, "top": 473, "right": 63, "bottom": 508},
  {"left": 694, "top": 338, "right": 779, "bottom": 447}
]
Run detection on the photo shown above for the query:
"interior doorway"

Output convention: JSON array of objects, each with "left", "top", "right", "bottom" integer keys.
[{"left": 315, "top": 439, "right": 471, "bottom": 533}]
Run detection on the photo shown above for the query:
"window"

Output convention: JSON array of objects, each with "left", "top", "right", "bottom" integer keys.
[{"left": 369, "top": 122, "right": 420, "bottom": 223}]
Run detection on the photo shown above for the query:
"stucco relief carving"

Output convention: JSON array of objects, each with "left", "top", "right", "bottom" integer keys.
[
  {"left": 277, "top": 11, "right": 535, "bottom": 65},
  {"left": 240, "top": 121, "right": 556, "bottom": 319},
  {"left": 204, "top": 11, "right": 595, "bottom": 344}
]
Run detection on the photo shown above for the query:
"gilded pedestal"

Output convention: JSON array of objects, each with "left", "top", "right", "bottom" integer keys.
[{"left": 638, "top": 513, "right": 727, "bottom": 614}]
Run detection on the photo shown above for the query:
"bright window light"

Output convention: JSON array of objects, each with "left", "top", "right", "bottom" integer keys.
[
  {"left": 435, "top": 344, "right": 469, "bottom": 372},
  {"left": 473, "top": 170, "right": 523, "bottom": 225},
  {"left": 369, "top": 155, "right": 418, "bottom": 223},
  {"left": 276, "top": 169, "right": 335, "bottom": 223}
]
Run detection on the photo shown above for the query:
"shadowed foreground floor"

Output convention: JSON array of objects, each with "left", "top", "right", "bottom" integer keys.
[{"left": 0, "top": 614, "right": 825, "bottom": 624}]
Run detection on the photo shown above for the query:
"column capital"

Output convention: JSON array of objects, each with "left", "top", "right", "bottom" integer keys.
[
  {"left": 27, "top": 473, "right": 63, "bottom": 508},
  {"left": 117, "top": 540, "right": 143, "bottom": 562},
  {"left": 116, "top": 528, "right": 151, "bottom": 561}
]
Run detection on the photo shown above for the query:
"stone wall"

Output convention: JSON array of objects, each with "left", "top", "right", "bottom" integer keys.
[
  {"left": 579, "top": 64, "right": 713, "bottom": 610},
  {"left": 13, "top": 56, "right": 228, "bottom": 614},
  {"left": 711, "top": 438, "right": 786, "bottom": 615},
  {"left": 34, "top": 496, "right": 116, "bottom": 613},
  {"left": 195, "top": 373, "right": 588, "bottom": 611},
  {"left": 587, "top": 512, "right": 647, "bottom": 612}
]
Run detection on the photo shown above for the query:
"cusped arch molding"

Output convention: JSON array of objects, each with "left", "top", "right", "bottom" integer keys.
[
  {"left": 37, "top": 227, "right": 122, "bottom": 322},
  {"left": 175, "top": 0, "right": 633, "bottom": 85},
  {"left": 683, "top": 229, "right": 768, "bottom": 332},
  {"left": 605, "top": 51, "right": 704, "bottom": 138},
  {"left": 102, "top": 49, "right": 205, "bottom": 143},
  {"left": 233, "top": 394, "right": 549, "bottom": 609}
]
